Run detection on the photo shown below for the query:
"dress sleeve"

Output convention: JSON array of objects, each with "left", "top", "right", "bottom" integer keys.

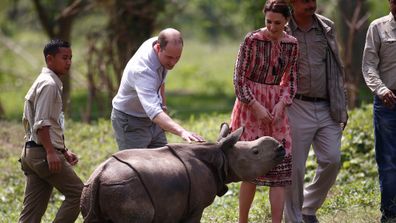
[
  {"left": 233, "top": 34, "right": 256, "bottom": 105},
  {"left": 279, "top": 41, "right": 298, "bottom": 105}
]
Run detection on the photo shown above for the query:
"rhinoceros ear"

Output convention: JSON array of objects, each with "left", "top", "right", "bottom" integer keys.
[
  {"left": 219, "top": 126, "right": 244, "bottom": 151},
  {"left": 216, "top": 122, "right": 230, "bottom": 142}
]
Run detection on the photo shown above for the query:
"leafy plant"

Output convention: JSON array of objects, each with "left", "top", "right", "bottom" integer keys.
[{"left": 338, "top": 104, "right": 376, "bottom": 183}]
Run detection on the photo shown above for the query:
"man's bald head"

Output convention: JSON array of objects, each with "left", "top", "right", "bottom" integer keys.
[
  {"left": 157, "top": 28, "right": 183, "bottom": 51},
  {"left": 154, "top": 28, "right": 183, "bottom": 70}
]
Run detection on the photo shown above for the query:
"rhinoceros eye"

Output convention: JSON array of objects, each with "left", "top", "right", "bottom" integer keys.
[{"left": 252, "top": 148, "right": 259, "bottom": 155}]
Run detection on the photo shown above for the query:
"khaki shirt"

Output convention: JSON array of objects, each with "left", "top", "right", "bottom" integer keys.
[
  {"left": 289, "top": 17, "right": 328, "bottom": 99},
  {"left": 23, "top": 67, "right": 65, "bottom": 149},
  {"left": 288, "top": 14, "right": 348, "bottom": 123},
  {"left": 362, "top": 13, "right": 396, "bottom": 96}
]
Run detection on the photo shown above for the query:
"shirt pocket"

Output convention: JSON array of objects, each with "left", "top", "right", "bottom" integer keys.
[
  {"left": 380, "top": 37, "right": 396, "bottom": 59},
  {"left": 380, "top": 28, "right": 396, "bottom": 45},
  {"left": 31, "top": 157, "right": 52, "bottom": 178},
  {"left": 310, "top": 35, "right": 328, "bottom": 64},
  {"left": 383, "top": 38, "right": 396, "bottom": 45}
]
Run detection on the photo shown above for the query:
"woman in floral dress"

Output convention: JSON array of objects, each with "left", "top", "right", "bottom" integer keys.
[{"left": 230, "top": 1, "right": 298, "bottom": 222}]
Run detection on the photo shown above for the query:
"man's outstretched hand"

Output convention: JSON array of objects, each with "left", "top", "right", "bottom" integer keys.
[{"left": 181, "top": 130, "right": 205, "bottom": 143}]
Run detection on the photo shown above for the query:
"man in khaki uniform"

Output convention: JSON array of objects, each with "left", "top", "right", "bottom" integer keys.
[
  {"left": 285, "top": 0, "right": 348, "bottom": 222},
  {"left": 19, "top": 39, "right": 83, "bottom": 223}
]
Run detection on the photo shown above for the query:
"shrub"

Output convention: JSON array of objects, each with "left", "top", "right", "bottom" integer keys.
[{"left": 339, "top": 104, "right": 376, "bottom": 183}]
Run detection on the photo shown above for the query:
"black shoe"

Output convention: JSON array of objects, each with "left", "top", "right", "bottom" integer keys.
[
  {"left": 382, "top": 217, "right": 396, "bottom": 223},
  {"left": 302, "top": 214, "right": 319, "bottom": 223}
]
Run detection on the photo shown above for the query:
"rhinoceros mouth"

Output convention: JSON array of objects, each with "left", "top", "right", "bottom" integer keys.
[{"left": 275, "top": 145, "right": 285, "bottom": 162}]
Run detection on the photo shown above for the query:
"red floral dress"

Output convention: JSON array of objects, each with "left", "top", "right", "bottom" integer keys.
[{"left": 230, "top": 28, "right": 298, "bottom": 187}]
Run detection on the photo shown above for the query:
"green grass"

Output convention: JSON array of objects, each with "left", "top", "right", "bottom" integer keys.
[
  {"left": 0, "top": 108, "right": 382, "bottom": 222},
  {"left": 167, "top": 39, "right": 239, "bottom": 96}
]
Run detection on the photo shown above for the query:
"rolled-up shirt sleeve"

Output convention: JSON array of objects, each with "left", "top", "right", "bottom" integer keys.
[
  {"left": 362, "top": 23, "right": 388, "bottom": 96},
  {"left": 32, "top": 84, "right": 58, "bottom": 132},
  {"left": 134, "top": 68, "right": 164, "bottom": 120}
]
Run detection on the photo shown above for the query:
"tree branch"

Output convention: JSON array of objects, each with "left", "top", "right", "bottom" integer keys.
[
  {"left": 356, "top": 13, "right": 369, "bottom": 30},
  {"left": 57, "top": 0, "right": 93, "bottom": 21},
  {"left": 0, "top": 30, "right": 40, "bottom": 69},
  {"left": 31, "top": 0, "right": 55, "bottom": 38}
]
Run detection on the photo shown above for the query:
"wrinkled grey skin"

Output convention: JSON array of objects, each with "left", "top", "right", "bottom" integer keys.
[{"left": 80, "top": 124, "right": 285, "bottom": 223}]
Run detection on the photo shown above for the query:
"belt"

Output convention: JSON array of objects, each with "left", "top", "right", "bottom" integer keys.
[
  {"left": 25, "top": 141, "right": 42, "bottom": 148},
  {"left": 25, "top": 141, "right": 68, "bottom": 153},
  {"left": 294, "top": 94, "right": 328, "bottom": 102}
]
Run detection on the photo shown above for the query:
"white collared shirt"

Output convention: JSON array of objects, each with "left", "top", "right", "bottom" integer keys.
[
  {"left": 363, "top": 13, "right": 396, "bottom": 96},
  {"left": 112, "top": 37, "right": 167, "bottom": 119}
]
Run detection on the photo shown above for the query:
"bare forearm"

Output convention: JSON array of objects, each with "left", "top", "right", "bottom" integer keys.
[
  {"left": 153, "top": 112, "right": 205, "bottom": 143},
  {"left": 37, "top": 126, "right": 56, "bottom": 153},
  {"left": 152, "top": 112, "right": 185, "bottom": 136},
  {"left": 37, "top": 126, "right": 62, "bottom": 172}
]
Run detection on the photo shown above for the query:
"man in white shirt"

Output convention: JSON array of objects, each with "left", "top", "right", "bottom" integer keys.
[
  {"left": 111, "top": 28, "right": 204, "bottom": 150},
  {"left": 362, "top": 0, "right": 396, "bottom": 221}
]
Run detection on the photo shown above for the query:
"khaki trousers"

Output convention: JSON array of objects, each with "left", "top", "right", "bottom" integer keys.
[
  {"left": 284, "top": 99, "right": 342, "bottom": 223},
  {"left": 19, "top": 146, "right": 83, "bottom": 223}
]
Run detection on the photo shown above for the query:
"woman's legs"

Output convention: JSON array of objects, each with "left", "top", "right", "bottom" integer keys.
[
  {"left": 239, "top": 181, "right": 257, "bottom": 223},
  {"left": 269, "top": 186, "right": 285, "bottom": 223},
  {"left": 239, "top": 183, "right": 285, "bottom": 223}
]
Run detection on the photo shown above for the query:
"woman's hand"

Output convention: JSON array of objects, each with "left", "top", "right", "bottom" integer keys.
[
  {"left": 251, "top": 101, "right": 273, "bottom": 124},
  {"left": 272, "top": 101, "right": 285, "bottom": 123}
]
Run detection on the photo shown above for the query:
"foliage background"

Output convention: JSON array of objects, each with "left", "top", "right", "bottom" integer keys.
[
  {"left": 0, "top": 105, "right": 380, "bottom": 222},
  {"left": 0, "top": 0, "right": 389, "bottom": 222}
]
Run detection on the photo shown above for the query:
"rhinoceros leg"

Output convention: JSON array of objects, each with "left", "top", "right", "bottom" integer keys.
[
  {"left": 98, "top": 158, "right": 155, "bottom": 223},
  {"left": 181, "top": 209, "right": 205, "bottom": 223}
]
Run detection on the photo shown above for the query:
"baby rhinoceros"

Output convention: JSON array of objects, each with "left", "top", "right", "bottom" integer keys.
[{"left": 80, "top": 124, "right": 285, "bottom": 223}]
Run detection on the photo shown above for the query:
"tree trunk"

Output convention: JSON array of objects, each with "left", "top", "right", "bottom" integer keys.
[
  {"left": 107, "top": 0, "right": 165, "bottom": 84},
  {"left": 338, "top": 0, "right": 369, "bottom": 108},
  {"left": 31, "top": 0, "right": 88, "bottom": 115},
  {"left": 79, "top": 0, "right": 165, "bottom": 122}
]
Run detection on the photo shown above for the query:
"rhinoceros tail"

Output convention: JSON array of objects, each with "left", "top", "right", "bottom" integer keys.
[{"left": 80, "top": 162, "right": 107, "bottom": 223}]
